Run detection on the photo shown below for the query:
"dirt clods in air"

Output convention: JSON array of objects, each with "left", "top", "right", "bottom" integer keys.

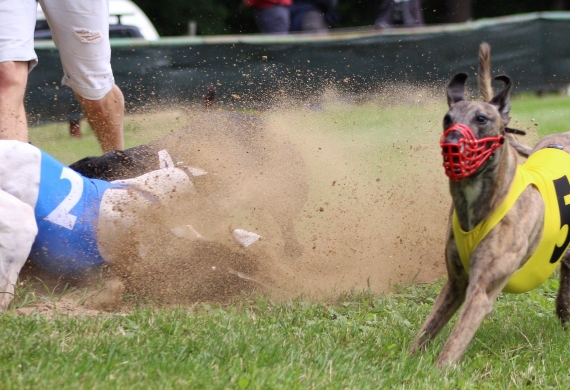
[{"left": 17, "top": 85, "right": 528, "bottom": 314}]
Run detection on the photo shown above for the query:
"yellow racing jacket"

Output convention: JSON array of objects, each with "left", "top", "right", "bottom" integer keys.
[{"left": 452, "top": 147, "right": 570, "bottom": 293}]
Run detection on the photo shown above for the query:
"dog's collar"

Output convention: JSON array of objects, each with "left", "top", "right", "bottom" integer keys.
[{"left": 440, "top": 124, "right": 504, "bottom": 182}]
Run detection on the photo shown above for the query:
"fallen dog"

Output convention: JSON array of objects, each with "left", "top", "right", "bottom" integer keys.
[
  {"left": 0, "top": 140, "right": 266, "bottom": 311},
  {"left": 69, "top": 111, "right": 308, "bottom": 259},
  {"left": 410, "top": 42, "right": 570, "bottom": 366},
  {"left": 0, "top": 140, "right": 197, "bottom": 311}
]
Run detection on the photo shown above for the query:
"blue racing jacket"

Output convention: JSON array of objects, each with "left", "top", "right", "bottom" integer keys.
[{"left": 30, "top": 150, "right": 121, "bottom": 276}]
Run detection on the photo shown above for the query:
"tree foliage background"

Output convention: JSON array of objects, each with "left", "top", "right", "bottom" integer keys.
[{"left": 132, "top": 0, "right": 570, "bottom": 37}]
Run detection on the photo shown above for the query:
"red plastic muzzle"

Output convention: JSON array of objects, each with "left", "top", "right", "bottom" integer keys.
[{"left": 440, "top": 124, "right": 504, "bottom": 182}]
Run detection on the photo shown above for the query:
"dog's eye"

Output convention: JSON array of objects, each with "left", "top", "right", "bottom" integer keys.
[
  {"left": 443, "top": 114, "right": 452, "bottom": 127},
  {"left": 475, "top": 115, "right": 488, "bottom": 124}
]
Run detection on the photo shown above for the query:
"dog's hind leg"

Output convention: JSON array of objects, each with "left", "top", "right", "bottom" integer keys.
[
  {"left": 410, "top": 277, "right": 467, "bottom": 354},
  {"left": 0, "top": 190, "right": 38, "bottom": 311},
  {"left": 556, "top": 250, "right": 570, "bottom": 327}
]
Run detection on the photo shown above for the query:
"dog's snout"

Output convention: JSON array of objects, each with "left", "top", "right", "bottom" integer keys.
[
  {"left": 447, "top": 144, "right": 460, "bottom": 154},
  {"left": 443, "top": 131, "right": 462, "bottom": 145}
]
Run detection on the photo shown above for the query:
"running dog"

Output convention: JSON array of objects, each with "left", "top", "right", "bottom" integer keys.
[
  {"left": 410, "top": 42, "right": 570, "bottom": 366},
  {"left": 0, "top": 140, "right": 195, "bottom": 311}
]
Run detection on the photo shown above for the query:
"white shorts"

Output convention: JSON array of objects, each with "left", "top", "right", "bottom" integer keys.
[{"left": 0, "top": 0, "right": 115, "bottom": 100}]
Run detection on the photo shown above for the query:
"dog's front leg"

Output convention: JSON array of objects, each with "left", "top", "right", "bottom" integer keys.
[
  {"left": 435, "top": 284, "right": 497, "bottom": 366},
  {"left": 435, "top": 259, "right": 512, "bottom": 367},
  {"left": 410, "top": 277, "right": 467, "bottom": 354},
  {"left": 411, "top": 234, "right": 468, "bottom": 354}
]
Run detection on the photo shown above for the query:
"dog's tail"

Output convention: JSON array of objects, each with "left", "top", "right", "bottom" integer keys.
[{"left": 478, "top": 42, "right": 494, "bottom": 102}]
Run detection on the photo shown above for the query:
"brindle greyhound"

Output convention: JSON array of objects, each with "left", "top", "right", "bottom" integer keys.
[{"left": 410, "top": 42, "right": 570, "bottom": 366}]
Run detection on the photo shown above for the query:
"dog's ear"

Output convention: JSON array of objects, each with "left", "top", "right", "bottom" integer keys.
[
  {"left": 446, "top": 73, "right": 468, "bottom": 107},
  {"left": 490, "top": 75, "right": 512, "bottom": 124}
]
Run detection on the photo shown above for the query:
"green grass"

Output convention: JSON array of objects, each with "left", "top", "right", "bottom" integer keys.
[
  {"left": 2, "top": 280, "right": 569, "bottom": 389},
  {"left": 29, "top": 110, "right": 187, "bottom": 164},
  {"left": 511, "top": 93, "right": 570, "bottom": 136},
  {"left": 7, "top": 93, "right": 570, "bottom": 388}
]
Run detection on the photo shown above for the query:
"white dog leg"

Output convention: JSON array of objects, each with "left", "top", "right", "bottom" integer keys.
[
  {"left": 97, "top": 168, "right": 196, "bottom": 264},
  {"left": 0, "top": 190, "right": 38, "bottom": 311},
  {"left": 112, "top": 167, "right": 196, "bottom": 203}
]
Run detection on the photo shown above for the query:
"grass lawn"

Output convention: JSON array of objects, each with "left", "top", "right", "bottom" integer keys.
[
  {"left": 5, "top": 93, "right": 570, "bottom": 388},
  {"left": 2, "top": 280, "right": 568, "bottom": 388}
]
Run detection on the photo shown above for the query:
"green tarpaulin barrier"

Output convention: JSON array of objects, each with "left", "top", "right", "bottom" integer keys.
[{"left": 26, "top": 12, "right": 570, "bottom": 125}]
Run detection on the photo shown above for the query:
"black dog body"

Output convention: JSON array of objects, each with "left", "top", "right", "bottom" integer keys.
[{"left": 71, "top": 144, "right": 159, "bottom": 181}]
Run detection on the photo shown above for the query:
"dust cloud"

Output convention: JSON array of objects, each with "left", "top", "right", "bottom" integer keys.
[
  {"left": 106, "top": 85, "right": 453, "bottom": 307},
  {"left": 18, "top": 84, "right": 539, "bottom": 313}
]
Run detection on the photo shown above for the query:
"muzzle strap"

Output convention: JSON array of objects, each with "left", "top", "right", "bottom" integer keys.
[{"left": 440, "top": 124, "right": 504, "bottom": 181}]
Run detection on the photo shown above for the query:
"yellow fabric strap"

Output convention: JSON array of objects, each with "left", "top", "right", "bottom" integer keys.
[{"left": 452, "top": 148, "right": 570, "bottom": 293}]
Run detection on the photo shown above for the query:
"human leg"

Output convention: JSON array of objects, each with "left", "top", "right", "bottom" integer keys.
[
  {"left": 0, "top": 0, "right": 38, "bottom": 141},
  {"left": 0, "top": 62, "right": 29, "bottom": 141},
  {"left": 76, "top": 85, "right": 125, "bottom": 152},
  {"left": 300, "top": 8, "right": 329, "bottom": 32},
  {"left": 40, "top": 0, "right": 124, "bottom": 152},
  {"left": 252, "top": 5, "right": 290, "bottom": 34}
]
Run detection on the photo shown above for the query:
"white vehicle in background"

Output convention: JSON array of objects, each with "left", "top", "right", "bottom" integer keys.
[{"left": 35, "top": 0, "right": 159, "bottom": 41}]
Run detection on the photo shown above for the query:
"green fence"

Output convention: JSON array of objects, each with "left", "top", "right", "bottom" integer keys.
[{"left": 27, "top": 12, "right": 570, "bottom": 125}]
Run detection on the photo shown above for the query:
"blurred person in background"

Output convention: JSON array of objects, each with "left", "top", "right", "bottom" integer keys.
[
  {"left": 0, "top": 0, "right": 125, "bottom": 153},
  {"left": 290, "top": 0, "right": 338, "bottom": 33},
  {"left": 375, "top": 0, "right": 424, "bottom": 28},
  {"left": 244, "top": 0, "right": 293, "bottom": 34}
]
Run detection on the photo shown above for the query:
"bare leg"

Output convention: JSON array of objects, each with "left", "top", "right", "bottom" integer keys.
[
  {"left": 0, "top": 61, "right": 29, "bottom": 142},
  {"left": 76, "top": 84, "right": 124, "bottom": 152}
]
